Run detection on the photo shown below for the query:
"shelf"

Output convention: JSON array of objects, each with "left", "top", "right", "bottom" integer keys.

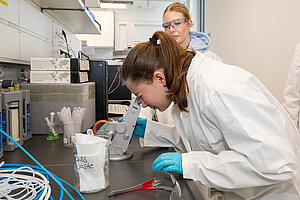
[
  {"left": 30, "top": 0, "right": 101, "bottom": 34},
  {"left": 0, "top": 57, "right": 30, "bottom": 66},
  {"left": 85, "top": 0, "right": 101, "bottom": 8}
]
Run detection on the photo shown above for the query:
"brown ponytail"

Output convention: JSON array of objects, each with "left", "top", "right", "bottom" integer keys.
[{"left": 122, "top": 31, "right": 195, "bottom": 112}]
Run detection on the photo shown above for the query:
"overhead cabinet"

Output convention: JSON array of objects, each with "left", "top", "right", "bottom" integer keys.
[
  {"left": 30, "top": 0, "right": 101, "bottom": 34},
  {"left": 0, "top": 0, "right": 94, "bottom": 65}
]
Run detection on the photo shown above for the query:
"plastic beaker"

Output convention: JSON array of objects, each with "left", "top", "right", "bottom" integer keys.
[{"left": 63, "top": 123, "right": 74, "bottom": 147}]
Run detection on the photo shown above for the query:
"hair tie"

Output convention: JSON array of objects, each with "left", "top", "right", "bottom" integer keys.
[{"left": 149, "top": 36, "right": 160, "bottom": 44}]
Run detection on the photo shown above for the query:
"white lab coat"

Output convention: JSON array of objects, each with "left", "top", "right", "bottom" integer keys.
[
  {"left": 141, "top": 52, "right": 300, "bottom": 190},
  {"left": 283, "top": 42, "right": 300, "bottom": 130},
  {"left": 195, "top": 179, "right": 300, "bottom": 200}
]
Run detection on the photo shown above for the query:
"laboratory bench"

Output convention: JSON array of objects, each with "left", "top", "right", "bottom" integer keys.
[{"left": 0, "top": 134, "right": 204, "bottom": 200}]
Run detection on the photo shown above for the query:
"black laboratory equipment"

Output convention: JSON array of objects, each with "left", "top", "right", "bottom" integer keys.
[
  {"left": 88, "top": 60, "right": 108, "bottom": 121},
  {"left": 88, "top": 60, "right": 132, "bottom": 121}
]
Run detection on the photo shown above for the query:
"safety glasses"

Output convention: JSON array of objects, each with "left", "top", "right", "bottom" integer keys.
[
  {"left": 162, "top": 18, "right": 189, "bottom": 30},
  {"left": 157, "top": 172, "right": 183, "bottom": 200}
]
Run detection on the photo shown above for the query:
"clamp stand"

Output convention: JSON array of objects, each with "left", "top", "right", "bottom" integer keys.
[
  {"left": 96, "top": 97, "right": 141, "bottom": 161},
  {"left": 109, "top": 150, "right": 133, "bottom": 161}
]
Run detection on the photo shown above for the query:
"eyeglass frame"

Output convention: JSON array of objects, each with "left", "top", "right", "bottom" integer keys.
[{"left": 162, "top": 18, "right": 189, "bottom": 30}]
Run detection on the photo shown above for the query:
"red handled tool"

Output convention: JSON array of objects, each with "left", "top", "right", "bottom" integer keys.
[{"left": 108, "top": 177, "right": 173, "bottom": 197}]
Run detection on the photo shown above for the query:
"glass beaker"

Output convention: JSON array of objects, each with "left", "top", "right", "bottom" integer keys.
[
  {"left": 45, "top": 122, "right": 59, "bottom": 141},
  {"left": 72, "top": 134, "right": 110, "bottom": 193}
]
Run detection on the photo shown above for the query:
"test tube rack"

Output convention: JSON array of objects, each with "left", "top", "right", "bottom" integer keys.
[
  {"left": 22, "top": 90, "right": 32, "bottom": 141},
  {"left": 0, "top": 95, "right": 3, "bottom": 158},
  {"left": 1, "top": 91, "right": 24, "bottom": 151}
]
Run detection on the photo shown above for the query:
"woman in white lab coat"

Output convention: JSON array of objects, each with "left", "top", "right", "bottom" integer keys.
[
  {"left": 122, "top": 31, "right": 300, "bottom": 190},
  {"left": 283, "top": 42, "right": 300, "bottom": 130}
]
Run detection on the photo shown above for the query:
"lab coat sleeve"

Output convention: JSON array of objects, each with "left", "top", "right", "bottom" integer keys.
[
  {"left": 283, "top": 43, "right": 300, "bottom": 129},
  {"left": 182, "top": 79, "right": 298, "bottom": 189},
  {"left": 139, "top": 120, "right": 186, "bottom": 152}
]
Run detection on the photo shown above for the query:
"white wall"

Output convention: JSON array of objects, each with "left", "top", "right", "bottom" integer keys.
[
  {"left": 206, "top": 0, "right": 300, "bottom": 103},
  {"left": 114, "top": 1, "right": 174, "bottom": 50},
  {"left": 88, "top": 0, "right": 179, "bottom": 59}
]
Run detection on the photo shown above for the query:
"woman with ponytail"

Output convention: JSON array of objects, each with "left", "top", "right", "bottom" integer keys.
[{"left": 122, "top": 31, "right": 300, "bottom": 191}]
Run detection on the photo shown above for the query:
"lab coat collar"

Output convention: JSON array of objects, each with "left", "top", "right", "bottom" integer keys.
[{"left": 187, "top": 52, "right": 205, "bottom": 81}]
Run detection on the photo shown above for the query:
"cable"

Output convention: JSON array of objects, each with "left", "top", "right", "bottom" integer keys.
[
  {"left": 0, "top": 128, "right": 85, "bottom": 200},
  {"left": 3, "top": 164, "right": 63, "bottom": 200},
  {"left": 108, "top": 66, "right": 122, "bottom": 95},
  {"left": 61, "top": 30, "right": 76, "bottom": 58},
  {"left": 2, "top": 164, "right": 85, "bottom": 200},
  {"left": 58, "top": 35, "right": 76, "bottom": 58},
  {"left": 3, "top": 164, "right": 64, "bottom": 200},
  {"left": 62, "top": 29, "right": 70, "bottom": 58},
  {"left": 0, "top": 166, "right": 51, "bottom": 199}
]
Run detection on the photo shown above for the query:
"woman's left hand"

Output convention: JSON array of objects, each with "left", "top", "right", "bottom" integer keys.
[{"left": 152, "top": 152, "right": 183, "bottom": 174}]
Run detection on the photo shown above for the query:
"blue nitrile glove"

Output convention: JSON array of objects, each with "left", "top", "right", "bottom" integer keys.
[
  {"left": 118, "top": 117, "right": 147, "bottom": 138},
  {"left": 152, "top": 152, "right": 183, "bottom": 174}
]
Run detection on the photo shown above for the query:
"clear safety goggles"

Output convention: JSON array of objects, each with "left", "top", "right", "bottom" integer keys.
[
  {"left": 156, "top": 172, "right": 183, "bottom": 200},
  {"left": 162, "top": 18, "right": 189, "bottom": 30}
]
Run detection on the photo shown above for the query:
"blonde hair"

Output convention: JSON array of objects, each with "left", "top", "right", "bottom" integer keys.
[
  {"left": 163, "top": 2, "right": 191, "bottom": 20},
  {"left": 122, "top": 31, "right": 195, "bottom": 112}
]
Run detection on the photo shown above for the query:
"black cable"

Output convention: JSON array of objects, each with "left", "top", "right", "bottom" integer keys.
[
  {"left": 62, "top": 29, "right": 71, "bottom": 58},
  {"left": 78, "top": 51, "right": 90, "bottom": 60},
  {"left": 58, "top": 35, "right": 76, "bottom": 58},
  {"left": 108, "top": 68, "right": 121, "bottom": 95}
]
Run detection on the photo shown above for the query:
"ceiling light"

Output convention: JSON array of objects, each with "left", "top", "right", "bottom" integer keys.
[{"left": 100, "top": 3, "right": 127, "bottom": 9}]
